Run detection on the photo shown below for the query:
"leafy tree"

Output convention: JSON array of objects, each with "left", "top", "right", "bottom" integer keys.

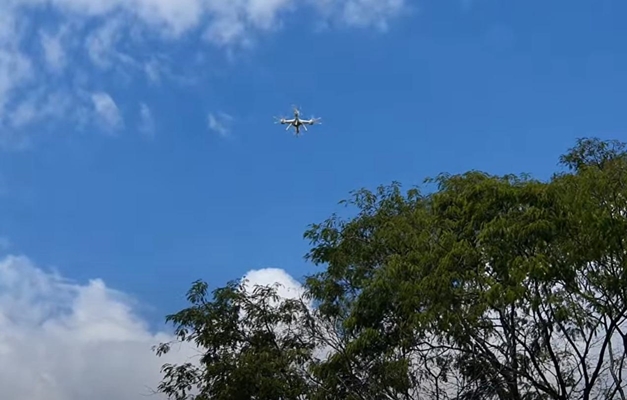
[
  {"left": 156, "top": 138, "right": 627, "bottom": 400},
  {"left": 153, "top": 279, "right": 317, "bottom": 400}
]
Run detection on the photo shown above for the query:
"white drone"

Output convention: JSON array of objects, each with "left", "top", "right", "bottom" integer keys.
[{"left": 274, "top": 106, "right": 321, "bottom": 136}]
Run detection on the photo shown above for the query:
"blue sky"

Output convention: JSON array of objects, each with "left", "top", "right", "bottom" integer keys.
[{"left": 0, "top": 1, "right": 626, "bottom": 398}]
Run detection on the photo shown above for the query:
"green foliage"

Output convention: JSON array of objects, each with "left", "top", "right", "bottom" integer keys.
[
  {"left": 156, "top": 137, "right": 627, "bottom": 400},
  {"left": 154, "top": 279, "right": 316, "bottom": 400}
]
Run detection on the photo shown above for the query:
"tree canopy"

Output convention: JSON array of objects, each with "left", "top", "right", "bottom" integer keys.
[{"left": 155, "top": 137, "right": 627, "bottom": 400}]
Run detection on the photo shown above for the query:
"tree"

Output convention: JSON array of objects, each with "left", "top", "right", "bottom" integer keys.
[
  {"left": 156, "top": 137, "right": 627, "bottom": 400},
  {"left": 153, "top": 279, "right": 317, "bottom": 400}
]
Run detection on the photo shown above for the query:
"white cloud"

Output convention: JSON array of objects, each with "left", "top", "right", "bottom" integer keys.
[
  {"left": 144, "top": 58, "right": 163, "bottom": 84},
  {"left": 85, "top": 17, "right": 137, "bottom": 71},
  {"left": 0, "top": 251, "right": 310, "bottom": 400},
  {"left": 8, "top": 90, "right": 76, "bottom": 129},
  {"left": 341, "top": 0, "right": 406, "bottom": 30},
  {"left": 0, "top": 0, "right": 406, "bottom": 149},
  {"left": 39, "top": 25, "right": 69, "bottom": 73},
  {"left": 16, "top": 0, "right": 405, "bottom": 41},
  {"left": 0, "top": 254, "right": 198, "bottom": 400},
  {"left": 91, "top": 92, "right": 123, "bottom": 131},
  {"left": 0, "top": 8, "right": 33, "bottom": 123},
  {"left": 0, "top": 49, "right": 33, "bottom": 120},
  {"left": 0, "top": 88, "right": 92, "bottom": 150},
  {"left": 138, "top": 102, "right": 156, "bottom": 137},
  {"left": 207, "top": 111, "right": 233, "bottom": 137},
  {"left": 242, "top": 267, "right": 306, "bottom": 300},
  {"left": 240, "top": 268, "right": 336, "bottom": 364},
  {"left": 11, "top": 0, "right": 405, "bottom": 57}
]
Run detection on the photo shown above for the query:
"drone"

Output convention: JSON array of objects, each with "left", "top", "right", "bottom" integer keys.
[{"left": 274, "top": 106, "right": 321, "bottom": 136}]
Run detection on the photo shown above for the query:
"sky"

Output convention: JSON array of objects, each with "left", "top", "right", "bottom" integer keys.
[{"left": 0, "top": 0, "right": 626, "bottom": 398}]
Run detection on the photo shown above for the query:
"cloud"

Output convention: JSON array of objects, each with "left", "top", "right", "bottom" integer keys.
[
  {"left": 0, "top": 0, "right": 406, "bottom": 149},
  {"left": 91, "top": 92, "right": 123, "bottom": 131},
  {"left": 39, "top": 25, "right": 69, "bottom": 73},
  {"left": 207, "top": 111, "right": 233, "bottom": 137},
  {"left": 9, "top": 90, "right": 77, "bottom": 128},
  {"left": 138, "top": 102, "right": 156, "bottom": 137},
  {"left": 242, "top": 267, "right": 306, "bottom": 300},
  {"left": 85, "top": 17, "right": 137, "bottom": 71},
  {"left": 144, "top": 58, "right": 164, "bottom": 85},
  {"left": 240, "top": 268, "right": 336, "bottom": 364},
  {"left": 0, "top": 251, "right": 309, "bottom": 400},
  {"left": 341, "top": 0, "right": 406, "bottom": 30},
  {"left": 0, "top": 88, "right": 92, "bottom": 150},
  {"left": 0, "top": 49, "right": 32, "bottom": 119},
  {"left": 0, "top": 254, "right": 200, "bottom": 400}
]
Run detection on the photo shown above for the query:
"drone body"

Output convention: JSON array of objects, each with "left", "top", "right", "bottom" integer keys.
[{"left": 275, "top": 106, "right": 321, "bottom": 136}]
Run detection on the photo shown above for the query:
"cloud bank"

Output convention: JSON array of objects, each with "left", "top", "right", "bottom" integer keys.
[
  {"left": 0, "top": 0, "right": 406, "bottom": 149},
  {"left": 0, "top": 253, "right": 305, "bottom": 400}
]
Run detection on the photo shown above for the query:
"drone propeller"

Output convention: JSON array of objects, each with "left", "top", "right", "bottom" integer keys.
[{"left": 292, "top": 104, "right": 303, "bottom": 115}]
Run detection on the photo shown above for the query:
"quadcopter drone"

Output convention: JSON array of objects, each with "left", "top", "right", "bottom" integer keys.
[{"left": 274, "top": 106, "right": 321, "bottom": 136}]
